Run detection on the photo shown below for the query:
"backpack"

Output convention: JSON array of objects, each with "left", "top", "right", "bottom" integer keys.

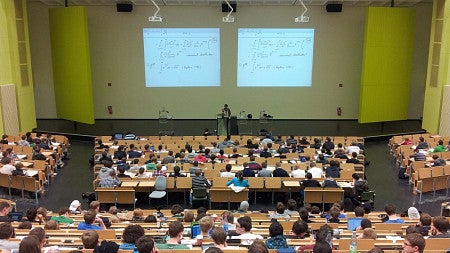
[{"left": 398, "top": 166, "right": 409, "bottom": 179}]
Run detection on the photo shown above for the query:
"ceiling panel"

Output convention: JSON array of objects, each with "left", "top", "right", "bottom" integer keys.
[{"left": 29, "top": 0, "right": 431, "bottom": 6}]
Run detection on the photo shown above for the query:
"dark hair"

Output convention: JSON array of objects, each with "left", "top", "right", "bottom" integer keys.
[
  {"left": 313, "top": 241, "right": 332, "bottom": 253},
  {"left": 211, "top": 227, "right": 227, "bottom": 245},
  {"left": 122, "top": 224, "right": 145, "bottom": 244},
  {"left": 269, "top": 221, "right": 284, "bottom": 237},
  {"left": 299, "top": 207, "right": 309, "bottom": 222},
  {"left": 0, "top": 222, "right": 14, "bottom": 239},
  {"left": 287, "top": 199, "right": 297, "bottom": 211},
  {"left": 171, "top": 204, "right": 184, "bottom": 215},
  {"left": 432, "top": 216, "right": 449, "bottom": 233},
  {"left": 19, "top": 236, "right": 41, "bottom": 253},
  {"left": 83, "top": 210, "right": 97, "bottom": 224},
  {"left": 275, "top": 202, "right": 286, "bottom": 214},
  {"left": 292, "top": 220, "right": 308, "bottom": 236},
  {"left": 360, "top": 218, "right": 372, "bottom": 229},
  {"left": 248, "top": 240, "right": 268, "bottom": 253},
  {"left": 135, "top": 235, "right": 155, "bottom": 253},
  {"left": 419, "top": 213, "right": 432, "bottom": 226},
  {"left": 354, "top": 206, "right": 365, "bottom": 217},
  {"left": 236, "top": 171, "right": 244, "bottom": 182},
  {"left": 237, "top": 216, "right": 252, "bottom": 232},
  {"left": 384, "top": 204, "right": 397, "bottom": 215},
  {"left": 28, "top": 227, "right": 46, "bottom": 244},
  {"left": 144, "top": 215, "right": 157, "bottom": 223},
  {"left": 405, "top": 225, "right": 421, "bottom": 235},
  {"left": 205, "top": 247, "right": 224, "bottom": 253},
  {"left": 404, "top": 233, "right": 426, "bottom": 253},
  {"left": 168, "top": 221, "right": 184, "bottom": 238}
]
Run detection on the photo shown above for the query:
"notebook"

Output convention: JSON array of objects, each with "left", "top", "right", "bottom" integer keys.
[{"left": 347, "top": 217, "right": 363, "bottom": 231}]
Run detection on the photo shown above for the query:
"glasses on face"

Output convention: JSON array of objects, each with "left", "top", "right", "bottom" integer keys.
[{"left": 403, "top": 241, "right": 413, "bottom": 247}]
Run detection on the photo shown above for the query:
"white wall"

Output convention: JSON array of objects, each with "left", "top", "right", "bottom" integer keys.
[{"left": 27, "top": 3, "right": 432, "bottom": 120}]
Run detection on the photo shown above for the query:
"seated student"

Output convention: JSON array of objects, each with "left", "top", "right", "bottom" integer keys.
[
  {"left": 226, "top": 171, "right": 249, "bottom": 187},
  {"left": 119, "top": 224, "right": 145, "bottom": 251},
  {"left": 346, "top": 152, "right": 360, "bottom": 164},
  {"left": 11, "top": 162, "right": 26, "bottom": 176},
  {"left": 156, "top": 221, "right": 189, "bottom": 249},
  {"left": 136, "top": 235, "right": 158, "bottom": 253},
  {"left": 301, "top": 172, "right": 321, "bottom": 188},
  {"left": 265, "top": 221, "right": 288, "bottom": 249},
  {"left": 433, "top": 140, "right": 446, "bottom": 152},
  {"left": 0, "top": 201, "right": 12, "bottom": 222},
  {"left": 210, "top": 227, "right": 229, "bottom": 249},
  {"left": 99, "top": 170, "right": 121, "bottom": 188},
  {"left": 152, "top": 164, "right": 167, "bottom": 177},
  {"left": 415, "top": 213, "right": 431, "bottom": 236},
  {"left": 77, "top": 210, "right": 106, "bottom": 230},
  {"left": 50, "top": 207, "right": 74, "bottom": 224},
  {"left": 136, "top": 167, "right": 149, "bottom": 178},
  {"left": 221, "top": 211, "right": 236, "bottom": 230},
  {"left": 197, "top": 216, "right": 214, "bottom": 241},
  {"left": 81, "top": 230, "right": 99, "bottom": 249},
  {"left": 288, "top": 220, "right": 309, "bottom": 239},
  {"left": 323, "top": 174, "right": 340, "bottom": 188},
  {"left": 220, "top": 164, "right": 235, "bottom": 178},
  {"left": 358, "top": 228, "right": 377, "bottom": 239},
  {"left": 269, "top": 202, "right": 290, "bottom": 219},
  {"left": 235, "top": 216, "right": 263, "bottom": 240},
  {"left": 402, "top": 233, "right": 426, "bottom": 253},
  {"left": 117, "top": 166, "right": 131, "bottom": 179},
  {"left": 0, "top": 222, "right": 20, "bottom": 250},
  {"left": 116, "top": 158, "right": 131, "bottom": 171},
  {"left": 327, "top": 206, "right": 341, "bottom": 223},
  {"left": 285, "top": 199, "right": 300, "bottom": 216},
  {"left": 169, "top": 165, "right": 186, "bottom": 177},
  {"left": 431, "top": 154, "right": 446, "bottom": 166},
  {"left": 170, "top": 204, "right": 184, "bottom": 218},
  {"left": 429, "top": 216, "right": 450, "bottom": 238},
  {"left": 384, "top": 204, "right": 405, "bottom": 223},
  {"left": 132, "top": 209, "right": 145, "bottom": 221}
]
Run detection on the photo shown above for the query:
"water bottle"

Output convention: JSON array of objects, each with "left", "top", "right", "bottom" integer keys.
[
  {"left": 326, "top": 230, "right": 332, "bottom": 248},
  {"left": 223, "top": 215, "right": 229, "bottom": 234},
  {"left": 349, "top": 230, "right": 358, "bottom": 253}
]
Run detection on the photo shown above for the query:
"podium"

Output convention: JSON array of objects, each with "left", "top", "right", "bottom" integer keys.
[{"left": 217, "top": 114, "right": 228, "bottom": 136}]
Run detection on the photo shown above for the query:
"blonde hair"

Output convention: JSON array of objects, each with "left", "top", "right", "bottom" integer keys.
[
  {"left": 199, "top": 216, "right": 214, "bottom": 234},
  {"left": 361, "top": 228, "right": 377, "bottom": 239}
]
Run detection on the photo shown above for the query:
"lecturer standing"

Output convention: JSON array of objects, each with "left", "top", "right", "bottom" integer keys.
[{"left": 221, "top": 104, "right": 231, "bottom": 136}]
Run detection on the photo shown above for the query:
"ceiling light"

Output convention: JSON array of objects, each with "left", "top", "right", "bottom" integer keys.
[
  {"left": 222, "top": 1, "right": 235, "bottom": 23},
  {"left": 148, "top": 0, "right": 162, "bottom": 22}
]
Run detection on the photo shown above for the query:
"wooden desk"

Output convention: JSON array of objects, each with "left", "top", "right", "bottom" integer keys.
[
  {"left": 121, "top": 181, "right": 139, "bottom": 188},
  {"left": 210, "top": 188, "right": 248, "bottom": 210}
]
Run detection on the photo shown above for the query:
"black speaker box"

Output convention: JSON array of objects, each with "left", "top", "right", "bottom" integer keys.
[
  {"left": 117, "top": 3, "right": 133, "bottom": 12},
  {"left": 326, "top": 3, "right": 342, "bottom": 12},
  {"left": 222, "top": 2, "right": 237, "bottom": 12}
]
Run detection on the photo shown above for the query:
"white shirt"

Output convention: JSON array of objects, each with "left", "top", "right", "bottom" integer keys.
[
  {"left": 0, "top": 164, "right": 15, "bottom": 175},
  {"left": 346, "top": 145, "right": 361, "bottom": 154},
  {"left": 220, "top": 172, "right": 235, "bottom": 177},
  {"left": 291, "top": 169, "right": 306, "bottom": 178},
  {"left": 308, "top": 167, "right": 323, "bottom": 178}
]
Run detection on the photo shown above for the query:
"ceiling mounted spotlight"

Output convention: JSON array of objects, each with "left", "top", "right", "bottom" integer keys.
[
  {"left": 222, "top": 1, "right": 235, "bottom": 23},
  {"left": 148, "top": 0, "right": 162, "bottom": 22},
  {"left": 294, "top": 0, "right": 309, "bottom": 23}
]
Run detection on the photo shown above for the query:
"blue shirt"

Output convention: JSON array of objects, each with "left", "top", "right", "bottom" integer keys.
[
  {"left": 77, "top": 222, "right": 103, "bottom": 230},
  {"left": 226, "top": 177, "right": 249, "bottom": 187},
  {"left": 385, "top": 219, "right": 405, "bottom": 223}
]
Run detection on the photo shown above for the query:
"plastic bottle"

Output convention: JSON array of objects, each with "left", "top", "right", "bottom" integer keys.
[
  {"left": 223, "top": 215, "right": 229, "bottom": 234},
  {"left": 326, "top": 230, "right": 332, "bottom": 248},
  {"left": 349, "top": 230, "right": 358, "bottom": 253}
]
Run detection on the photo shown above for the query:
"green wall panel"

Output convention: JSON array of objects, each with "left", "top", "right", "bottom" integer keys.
[
  {"left": 359, "top": 7, "right": 416, "bottom": 123},
  {"left": 49, "top": 6, "right": 94, "bottom": 124}
]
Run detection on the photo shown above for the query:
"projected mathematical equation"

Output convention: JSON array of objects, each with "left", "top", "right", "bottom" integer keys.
[
  {"left": 143, "top": 28, "right": 220, "bottom": 87},
  {"left": 238, "top": 28, "right": 315, "bottom": 87}
]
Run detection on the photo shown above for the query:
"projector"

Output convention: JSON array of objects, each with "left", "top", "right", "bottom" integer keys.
[
  {"left": 149, "top": 16, "right": 163, "bottom": 22},
  {"left": 222, "top": 16, "right": 235, "bottom": 22},
  {"left": 294, "top": 15, "right": 310, "bottom": 23}
]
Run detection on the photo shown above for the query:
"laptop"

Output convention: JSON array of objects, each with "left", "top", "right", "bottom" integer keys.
[
  {"left": 8, "top": 212, "right": 23, "bottom": 222},
  {"left": 114, "top": 133, "right": 123, "bottom": 140},
  {"left": 347, "top": 217, "right": 363, "bottom": 231}
]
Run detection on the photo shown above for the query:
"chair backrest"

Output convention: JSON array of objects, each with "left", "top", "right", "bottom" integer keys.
[
  {"left": 154, "top": 176, "right": 167, "bottom": 191},
  {"left": 192, "top": 188, "right": 208, "bottom": 198}
]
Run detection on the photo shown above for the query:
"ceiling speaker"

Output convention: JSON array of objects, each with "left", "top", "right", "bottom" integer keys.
[
  {"left": 326, "top": 3, "right": 342, "bottom": 12},
  {"left": 117, "top": 3, "right": 133, "bottom": 12},
  {"left": 222, "top": 2, "right": 237, "bottom": 12}
]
